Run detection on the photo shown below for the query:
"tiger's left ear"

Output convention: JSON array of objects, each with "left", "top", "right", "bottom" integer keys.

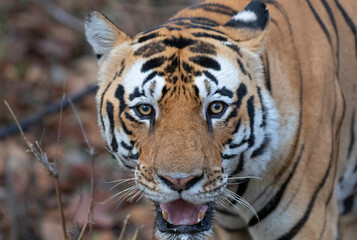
[
  {"left": 85, "top": 11, "right": 130, "bottom": 59},
  {"left": 220, "top": 0, "right": 269, "bottom": 53}
]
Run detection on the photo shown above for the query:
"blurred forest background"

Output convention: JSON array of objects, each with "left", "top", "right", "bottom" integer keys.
[{"left": 0, "top": 0, "right": 200, "bottom": 239}]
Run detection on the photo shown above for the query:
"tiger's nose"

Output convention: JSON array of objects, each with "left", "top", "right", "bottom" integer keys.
[{"left": 159, "top": 174, "right": 204, "bottom": 191}]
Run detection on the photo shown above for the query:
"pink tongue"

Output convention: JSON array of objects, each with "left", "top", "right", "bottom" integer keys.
[{"left": 159, "top": 199, "right": 208, "bottom": 226}]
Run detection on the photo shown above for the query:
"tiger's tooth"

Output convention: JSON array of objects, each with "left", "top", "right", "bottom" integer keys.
[
  {"left": 199, "top": 211, "right": 205, "bottom": 221},
  {"left": 162, "top": 210, "right": 168, "bottom": 221}
]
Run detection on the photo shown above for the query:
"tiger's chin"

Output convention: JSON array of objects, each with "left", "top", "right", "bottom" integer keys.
[{"left": 154, "top": 198, "right": 214, "bottom": 239}]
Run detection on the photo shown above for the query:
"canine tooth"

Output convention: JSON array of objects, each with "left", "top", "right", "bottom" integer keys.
[
  {"left": 162, "top": 210, "right": 168, "bottom": 221},
  {"left": 199, "top": 211, "right": 205, "bottom": 221}
]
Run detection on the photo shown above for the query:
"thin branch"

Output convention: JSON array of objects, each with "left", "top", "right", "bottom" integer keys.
[
  {"left": 111, "top": 2, "right": 188, "bottom": 14},
  {"left": 0, "top": 84, "right": 98, "bottom": 140},
  {"left": 33, "top": 0, "right": 84, "bottom": 32},
  {"left": 70, "top": 100, "right": 96, "bottom": 240},
  {"left": 118, "top": 214, "right": 131, "bottom": 240},
  {"left": 4, "top": 101, "right": 69, "bottom": 240}
]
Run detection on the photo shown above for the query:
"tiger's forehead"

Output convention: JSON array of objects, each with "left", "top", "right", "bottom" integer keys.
[{"left": 101, "top": 29, "right": 247, "bottom": 106}]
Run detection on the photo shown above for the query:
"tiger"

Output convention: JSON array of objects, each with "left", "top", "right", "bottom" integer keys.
[{"left": 84, "top": 0, "right": 357, "bottom": 239}]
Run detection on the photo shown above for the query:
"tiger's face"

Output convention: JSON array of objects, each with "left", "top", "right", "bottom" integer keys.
[{"left": 86, "top": 1, "right": 279, "bottom": 239}]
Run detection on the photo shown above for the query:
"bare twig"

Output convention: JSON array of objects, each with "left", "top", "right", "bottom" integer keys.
[
  {"left": 118, "top": 214, "right": 131, "bottom": 240},
  {"left": 69, "top": 99, "right": 96, "bottom": 240},
  {"left": 4, "top": 101, "right": 69, "bottom": 240},
  {"left": 132, "top": 225, "right": 143, "bottom": 240},
  {"left": 111, "top": 2, "right": 188, "bottom": 14},
  {"left": 33, "top": 0, "right": 84, "bottom": 32},
  {"left": 0, "top": 84, "right": 98, "bottom": 140}
]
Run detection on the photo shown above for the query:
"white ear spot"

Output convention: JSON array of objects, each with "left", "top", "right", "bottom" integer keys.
[
  {"left": 233, "top": 10, "right": 258, "bottom": 22},
  {"left": 85, "top": 12, "right": 117, "bottom": 57}
]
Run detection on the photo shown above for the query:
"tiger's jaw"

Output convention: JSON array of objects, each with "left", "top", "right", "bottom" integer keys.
[
  {"left": 135, "top": 164, "right": 226, "bottom": 239},
  {"left": 155, "top": 199, "right": 214, "bottom": 235}
]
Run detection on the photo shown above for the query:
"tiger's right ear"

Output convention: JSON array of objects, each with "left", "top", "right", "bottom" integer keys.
[
  {"left": 85, "top": 11, "right": 130, "bottom": 59},
  {"left": 220, "top": 1, "right": 269, "bottom": 53}
]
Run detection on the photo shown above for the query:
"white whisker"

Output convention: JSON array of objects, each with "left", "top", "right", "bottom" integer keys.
[
  {"left": 102, "top": 185, "right": 137, "bottom": 204},
  {"left": 109, "top": 180, "right": 136, "bottom": 191},
  {"left": 227, "top": 176, "right": 262, "bottom": 180},
  {"left": 224, "top": 189, "right": 259, "bottom": 222}
]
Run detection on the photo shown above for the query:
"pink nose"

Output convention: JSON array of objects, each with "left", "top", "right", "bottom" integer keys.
[{"left": 160, "top": 174, "right": 203, "bottom": 191}]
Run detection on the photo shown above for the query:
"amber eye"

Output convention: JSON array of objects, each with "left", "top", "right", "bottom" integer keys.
[
  {"left": 208, "top": 101, "right": 226, "bottom": 115},
  {"left": 136, "top": 104, "right": 153, "bottom": 116}
]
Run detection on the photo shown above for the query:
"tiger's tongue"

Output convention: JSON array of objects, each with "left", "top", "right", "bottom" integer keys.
[{"left": 159, "top": 199, "right": 208, "bottom": 226}]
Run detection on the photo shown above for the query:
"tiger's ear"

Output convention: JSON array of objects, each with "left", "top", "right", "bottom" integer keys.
[
  {"left": 85, "top": 11, "right": 130, "bottom": 59},
  {"left": 221, "top": 0, "right": 269, "bottom": 53}
]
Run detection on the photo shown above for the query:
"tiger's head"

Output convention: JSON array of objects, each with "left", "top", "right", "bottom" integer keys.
[{"left": 85, "top": 1, "right": 279, "bottom": 239}]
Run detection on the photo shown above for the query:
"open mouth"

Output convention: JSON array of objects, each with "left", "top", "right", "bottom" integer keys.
[{"left": 156, "top": 198, "right": 214, "bottom": 234}]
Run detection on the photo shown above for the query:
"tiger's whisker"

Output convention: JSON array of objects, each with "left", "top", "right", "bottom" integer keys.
[{"left": 224, "top": 189, "right": 259, "bottom": 222}]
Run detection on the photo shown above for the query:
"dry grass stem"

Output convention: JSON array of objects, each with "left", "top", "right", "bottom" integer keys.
[
  {"left": 69, "top": 99, "right": 96, "bottom": 240},
  {"left": 132, "top": 225, "right": 144, "bottom": 240},
  {"left": 4, "top": 100, "right": 69, "bottom": 240},
  {"left": 118, "top": 214, "right": 131, "bottom": 240}
]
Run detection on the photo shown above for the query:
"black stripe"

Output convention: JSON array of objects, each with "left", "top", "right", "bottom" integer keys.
[
  {"left": 230, "top": 139, "right": 247, "bottom": 149},
  {"left": 115, "top": 85, "right": 133, "bottom": 136},
  {"left": 215, "top": 87, "right": 233, "bottom": 98},
  {"left": 113, "top": 60, "right": 125, "bottom": 80},
  {"left": 247, "top": 97, "right": 255, "bottom": 147},
  {"left": 334, "top": 0, "right": 357, "bottom": 58},
  {"left": 251, "top": 136, "right": 269, "bottom": 158},
  {"left": 203, "top": 71, "right": 218, "bottom": 84},
  {"left": 124, "top": 112, "right": 141, "bottom": 124},
  {"left": 237, "top": 58, "right": 247, "bottom": 76},
  {"left": 347, "top": 111, "right": 355, "bottom": 158},
  {"left": 277, "top": 146, "right": 333, "bottom": 239},
  {"left": 167, "top": 17, "right": 219, "bottom": 27},
  {"left": 228, "top": 179, "right": 250, "bottom": 206},
  {"left": 248, "top": 145, "right": 305, "bottom": 226},
  {"left": 138, "top": 32, "right": 159, "bottom": 43},
  {"left": 189, "top": 56, "right": 221, "bottom": 70},
  {"left": 129, "top": 87, "right": 145, "bottom": 101},
  {"left": 341, "top": 194, "right": 354, "bottom": 215},
  {"left": 121, "top": 141, "right": 133, "bottom": 151},
  {"left": 221, "top": 153, "right": 237, "bottom": 160},
  {"left": 263, "top": 51, "right": 272, "bottom": 92},
  {"left": 257, "top": 87, "right": 267, "bottom": 127},
  {"left": 231, "top": 118, "right": 241, "bottom": 135},
  {"left": 190, "top": 3, "right": 236, "bottom": 16},
  {"left": 100, "top": 81, "right": 112, "bottom": 131},
  {"left": 231, "top": 154, "right": 245, "bottom": 176},
  {"left": 115, "top": 84, "right": 126, "bottom": 114},
  {"left": 142, "top": 71, "right": 157, "bottom": 87},
  {"left": 184, "top": 25, "right": 225, "bottom": 34},
  {"left": 163, "top": 37, "right": 196, "bottom": 49},
  {"left": 279, "top": 89, "right": 337, "bottom": 239},
  {"left": 134, "top": 42, "right": 166, "bottom": 58},
  {"left": 141, "top": 56, "right": 166, "bottom": 72},
  {"left": 305, "top": 0, "right": 333, "bottom": 52},
  {"left": 192, "top": 32, "right": 228, "bottom": 42},
  {"left": 106, "top": 101, "right": 118, "bottom": 152},
  {"left": 226, "top": 44, "right": 242, "bottom": 57},
  {"left": 236, "top": 179, "right": 249, "bottom": 197},
  {"left": 215, "top": 207, "right": 241, "bottom": 217},
  {"left": 263, "top": 0, "right": 293, "bottom": 36},
  {"left": 236, "top": 83, "right": 248, "bottom": 109},
  {"left": 321, "top": 0, "right": 339, "bottom": 74},
  {"left": 182, "top": 62, "right": 193, "bottom": 73},
  {"left": 225, "top": 108, "right": 238, "bottom": 124},
  {"left": 189, "top": 41, "right": 217, "bottom": 55}
]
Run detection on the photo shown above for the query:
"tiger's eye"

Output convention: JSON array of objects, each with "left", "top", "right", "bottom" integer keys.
[
  {"left": 138, "top": 104, "right": 153, "bottom": 116},
  {"left": 209, "top": 102, "right": 224, "bottom": 114}
]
